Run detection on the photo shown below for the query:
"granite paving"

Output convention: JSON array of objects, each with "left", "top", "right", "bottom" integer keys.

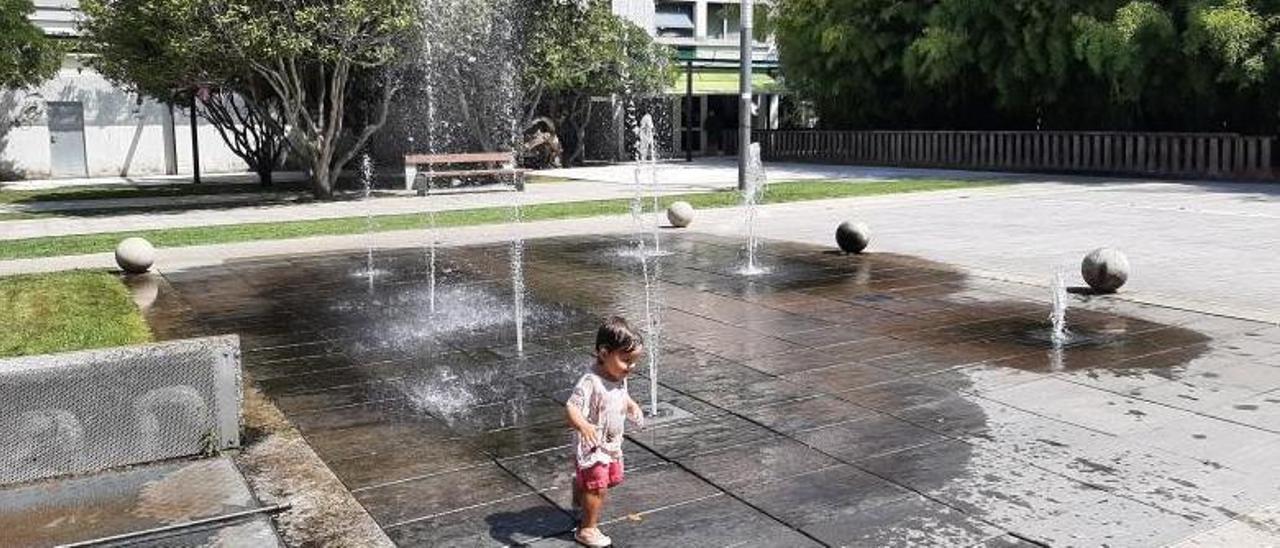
[{"left": 149, "top": 233, "right": 1280, "bottom": 546}]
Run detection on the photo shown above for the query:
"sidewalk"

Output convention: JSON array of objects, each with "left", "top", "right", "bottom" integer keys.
[
  {"left": 0, "top": 158, "right": 1202, "bottom": 241},
  {"left": 0, "top": 159, "right": 1009, "bottom": 241}
]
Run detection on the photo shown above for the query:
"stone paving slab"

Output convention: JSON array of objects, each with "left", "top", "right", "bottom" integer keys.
[
  {"left": 0, "top": 457, "right": 279, "bottom": 547},
  {"left": 146, "top": 233, "right": 1280, "bottom": 546}
]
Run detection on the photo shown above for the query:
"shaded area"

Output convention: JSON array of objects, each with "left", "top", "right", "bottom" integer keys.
[{"left": 154, "top": 233, "right": 1280, "bottom": 546}]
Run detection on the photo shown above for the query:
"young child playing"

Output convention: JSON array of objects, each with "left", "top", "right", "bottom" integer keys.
[{"left": 565, "top": 316, "right": 646, "bottom": 547}]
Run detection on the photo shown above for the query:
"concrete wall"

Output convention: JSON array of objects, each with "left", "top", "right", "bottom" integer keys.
[
  {"left": 1, "top": 57, "right": 250, "bottom": 181},
  {"left": 0, "top": 335, "right": 241, "bottom": 486}
]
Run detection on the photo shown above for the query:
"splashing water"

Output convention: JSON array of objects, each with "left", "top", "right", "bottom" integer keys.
[
  {"left": 741, "top": 143, "right": 769, "bottom": 275},
  {"left": 1050, "top": 270, "right": 1070, "bottom": 348}
]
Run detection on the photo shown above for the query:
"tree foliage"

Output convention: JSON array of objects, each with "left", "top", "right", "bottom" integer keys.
[
  {"left": 0, "top": 0, "right": 62, "bottom": 89},
  {"left": 80, "top": 0, "right": 288, "bottom": 185},
  {"left": 206, "top": 0, "right": 418, "bottom": 197},
  {"left": 521, "top": 0, "right": 673, "bottom": 164},
  {"left": 775, "top": 0, "right": 1280, "bottom": 132}
]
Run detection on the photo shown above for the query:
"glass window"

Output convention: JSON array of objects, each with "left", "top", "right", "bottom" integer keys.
[
  {"left": 656, "top": 2, "right": 695, "bottom": 38},
  {"left": 707, "top": 3, "right": 741, "bottom": 40}
]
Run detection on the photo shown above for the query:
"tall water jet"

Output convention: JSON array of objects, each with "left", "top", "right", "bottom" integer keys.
[
  {"left": 509, "top": 211, "right": 526, "bottom": 356},
  {"left": 420, "top": 29, "right": 442, "bottom": 315},
  {"left": 741, "top": 143, "right": 768, "bottom": 275},
  {"left": 632, "top": 114, "right": 664, "bottom": 416},
  {"left": 632, "top": 114, "right": 663, "bottom": 254},
  {"left": 360, "top": 152, "right": 377, "bottom": 291},
  {"left": 1050, "top": 270, "right": 1070, "bottom": 348},
  {"left": 502, "top": 7, "right": 525, "bottom": 357},
  {"left": 427, "top": 210, "right": 438, "bottom": 315}
]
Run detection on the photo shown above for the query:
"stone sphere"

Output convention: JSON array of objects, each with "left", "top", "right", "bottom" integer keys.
[
  {"left": 115, "top": 237, "right": 155, "bottom": 274},
  {"left": 1081, "top": 247, "right": 1130, "bottom": 293},
  {"left": 835, "top": 221, "right": 870, "bottom": 254},
  {"left": 667, "top": 201, "right": 695, "bottom": 228}
]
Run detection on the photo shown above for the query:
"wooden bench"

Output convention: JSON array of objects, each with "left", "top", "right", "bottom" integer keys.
[{"left": 403, "top": 152, "right": 527, "bottom": 194}]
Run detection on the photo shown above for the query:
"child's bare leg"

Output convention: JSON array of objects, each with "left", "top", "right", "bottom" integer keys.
[
  {"left": 572, "top": 480, "right": 582, "bottom": 511},
  {"left": 580, "top": 487, "right": 606, "bottom": 529}
]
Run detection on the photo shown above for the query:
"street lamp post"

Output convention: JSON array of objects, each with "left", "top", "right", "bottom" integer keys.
[{"left": 738, "top": 0, "right": 753, "bottom": 191}]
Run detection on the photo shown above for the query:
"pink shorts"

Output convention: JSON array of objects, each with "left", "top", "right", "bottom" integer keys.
[{"left": 576, "top": 460, "right": 624, "bottom": 491}]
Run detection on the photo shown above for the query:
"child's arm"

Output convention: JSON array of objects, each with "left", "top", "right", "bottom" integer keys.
[
  {"left": 565, "top": 404, "right": 599, "bottom": 446},
  {"left": 625, "top": 396, "right": 645, "bottom": 426}
]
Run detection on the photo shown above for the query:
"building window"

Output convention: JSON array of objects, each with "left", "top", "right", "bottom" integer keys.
[
  {"left": 707, "top": 3, "right": 742, "bottom": 40},
  {"left": 655, "top": 2, "right": 695, "bottom": 38}
]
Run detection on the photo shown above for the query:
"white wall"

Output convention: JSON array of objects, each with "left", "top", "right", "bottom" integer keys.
[
  {"left": 612, "top": 0, "right": 655, "bottom": 32},
  {"left": 1, "top": 57, "right": 249, "bottom": 180}
]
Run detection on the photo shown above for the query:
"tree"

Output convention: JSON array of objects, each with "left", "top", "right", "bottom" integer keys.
[
  {"left": 79, "top": 0, "right": 288, "bottom": 186},
  {"left": 774, "top": 0, "right": 933, "bottom": 128},
  {"left": 773, "top": 0, "right": 1280, "bottom": 133},
  {"left": 1, "top": 0, "right": 62, "bottom": 89},
  {"left": 523, "top": 0, "right": 672, "bottom": 164},
  {"left": 207, "top": 0, "right": 418, "bottom": 198}
]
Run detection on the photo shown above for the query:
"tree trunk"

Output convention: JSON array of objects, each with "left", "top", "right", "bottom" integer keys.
[
  {"left": 311, "top": 161, "right": 332, "bottom": 199},
  {"left": 256, "top": 165, "right": 273, "bottom": 187}
]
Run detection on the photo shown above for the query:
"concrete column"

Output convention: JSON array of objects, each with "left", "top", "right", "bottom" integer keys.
[
  {"left": 162, "top": 103, "right": 177, "bottom": 175},
  {"left": 695, "top": 1, "right": 708, "bottom": 40}
]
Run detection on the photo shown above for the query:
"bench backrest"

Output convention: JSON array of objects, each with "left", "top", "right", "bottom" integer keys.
[{"left": 405, "top": 152, "right": 514, "bottom": 165}]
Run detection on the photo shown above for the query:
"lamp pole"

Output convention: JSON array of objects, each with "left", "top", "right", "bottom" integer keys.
[{"left": 738, "top": 0, "right": 753, "bottom": 191}]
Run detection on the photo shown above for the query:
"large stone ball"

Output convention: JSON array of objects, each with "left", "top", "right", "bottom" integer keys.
[
  {"left": 1081, "top": 247, "right": 1130, "bottom": 293},
  {"left": 835, "top": 221, "right": 871, "bottom": 254},
  {"left": 667, "top": 201, "right": 695, "bottom": 228},
  {"left": 115, "top": 237, "right": 155, "bottom": 274}
]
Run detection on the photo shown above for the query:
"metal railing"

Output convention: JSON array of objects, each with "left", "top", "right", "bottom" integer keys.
[{"left": 735, "top": 130, "right": 1275, "bottom": 180}]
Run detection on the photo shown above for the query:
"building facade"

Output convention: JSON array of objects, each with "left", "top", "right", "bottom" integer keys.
[
  {"left": 0, "top": 1, "right": 245, "bottom": 181},
  {"left": 629, "top": 0, "right": 783, "bottom": 156}
]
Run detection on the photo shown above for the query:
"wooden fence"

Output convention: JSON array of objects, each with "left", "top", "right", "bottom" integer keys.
[{"left": 740, "top": 130, "right": 1275, "bottom": 180}]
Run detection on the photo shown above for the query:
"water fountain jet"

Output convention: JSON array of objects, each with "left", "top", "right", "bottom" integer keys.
[{"left": 740, "top": 143, "right": 769, "bottom": 276}]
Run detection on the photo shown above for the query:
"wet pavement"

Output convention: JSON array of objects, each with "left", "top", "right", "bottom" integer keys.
[
  {"left": 0, "top": 457, "right": 280, "bottom": 547},
  {"left": 152, "top": 233, "right": 1280, "bottom": 547}
]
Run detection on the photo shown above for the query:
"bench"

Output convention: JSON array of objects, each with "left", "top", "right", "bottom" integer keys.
[{"left": 403, "top": 152, "right": 527, "bottom": 194}]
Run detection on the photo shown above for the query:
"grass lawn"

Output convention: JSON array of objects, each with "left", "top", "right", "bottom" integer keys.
[
  {"left": 0, "top": 271, "right": 152, "bottom": 358},
  {"left": 0, "top": 179, "right": 998, "bottom": 260}
]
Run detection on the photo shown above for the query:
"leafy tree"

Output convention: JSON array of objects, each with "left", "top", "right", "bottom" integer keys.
[
  {"left": 206, "top": 0, "right": 419, "bottom": 197},
  {"left": 773, "top": 0, "right": 1280, "bottom": 131},
  {"left": 0, "top": 0, "right": 62, "bottom": 89},
  {"left": 79, "top": 0, "right": 287, "bottom": 186},
  {"left": 1074, "top": 2, "right": 1179, "bottom": 104},
  {"left": 523, "top": 0, "right": 672, "bottom": 164},
  {"left": 774, "top": 0, "right": 933, "bottom": 128}
]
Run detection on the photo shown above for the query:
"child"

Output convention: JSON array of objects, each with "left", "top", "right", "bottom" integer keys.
[{"left": 566, "top": 316, "right": 646, "bottom": 547}]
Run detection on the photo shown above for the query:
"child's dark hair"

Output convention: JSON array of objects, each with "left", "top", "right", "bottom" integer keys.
[{"left": 596, "top": 316, "right": 643, "bottom": 357}]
